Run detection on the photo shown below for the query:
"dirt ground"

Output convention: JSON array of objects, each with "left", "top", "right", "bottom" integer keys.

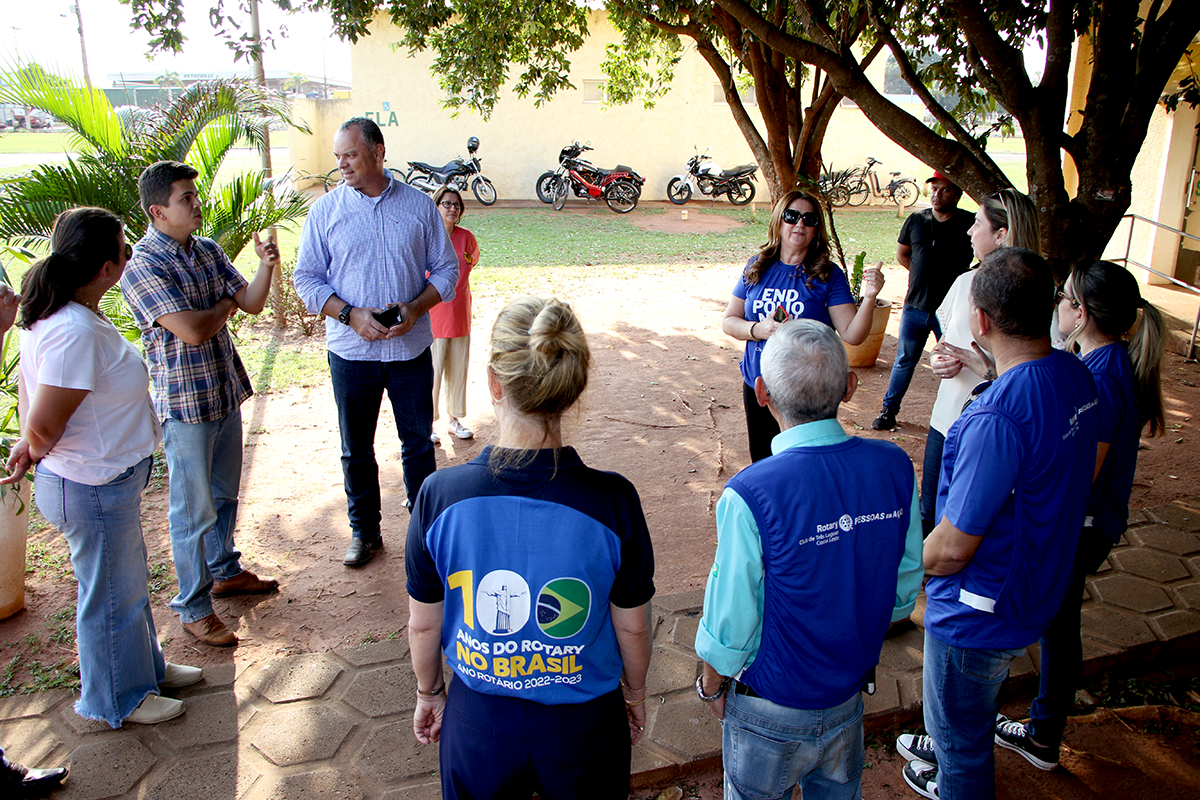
[
  {"left": 642, "top": 705, "right": 1200, "bottom": 800},
  {"left": 2, "top": 206, "right": 1199, "bottom": 796}
]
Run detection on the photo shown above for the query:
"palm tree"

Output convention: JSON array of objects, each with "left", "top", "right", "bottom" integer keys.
[{"left": 0, "top": 63, "right": 310, "bottom": 265}]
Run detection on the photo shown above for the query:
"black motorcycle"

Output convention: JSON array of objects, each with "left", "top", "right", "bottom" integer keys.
[
  {"left": 406, "top": 136, "right": 497, "bottom": 205},
  {"left": 666, "top": 152, "right": 757, "bottom": 205}
]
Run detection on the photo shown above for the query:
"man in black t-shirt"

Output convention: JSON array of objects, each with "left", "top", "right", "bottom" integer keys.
[{"left": 872, "top": 172, "right": 974, "bottom": 431}]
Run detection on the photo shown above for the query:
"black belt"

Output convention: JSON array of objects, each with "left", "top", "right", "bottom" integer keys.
[{"left": 733, "top": 680, "right": 761, "bottom": 698}]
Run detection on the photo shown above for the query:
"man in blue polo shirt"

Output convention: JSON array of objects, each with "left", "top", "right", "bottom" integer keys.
[
  {"left": 695, "top": 319, "right": 923, "bottom": 800},
  {"left": 900, "top": 248, "right": 1098, "bottom": 800}
]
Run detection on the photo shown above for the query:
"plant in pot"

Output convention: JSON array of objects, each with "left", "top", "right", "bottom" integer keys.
[
  {"left": 843, "top": 251, "right": 892, "bottom": 368},
  {"left": 0, "top": 255, "right": 31, "bottom": 620}
]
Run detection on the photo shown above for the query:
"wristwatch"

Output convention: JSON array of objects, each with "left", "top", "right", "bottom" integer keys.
[{"left": 338, "top": 304, "right": 354, "bottom": 325}]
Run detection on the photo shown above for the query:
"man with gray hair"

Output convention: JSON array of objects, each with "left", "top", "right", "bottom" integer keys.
[{"left": 695, "top": 319, "right": 923, "bottom": 800}]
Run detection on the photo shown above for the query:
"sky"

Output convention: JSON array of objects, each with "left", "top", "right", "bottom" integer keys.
[{"left": 2, "top": 0, "right": 353, "bottom": 85}]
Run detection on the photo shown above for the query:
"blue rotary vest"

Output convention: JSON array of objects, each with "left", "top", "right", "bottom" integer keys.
[{"left": 733, "top": 438, "right": 913, "bottom": 709}]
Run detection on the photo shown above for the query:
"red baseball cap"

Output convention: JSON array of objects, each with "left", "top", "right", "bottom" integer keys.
[{"left": 925, "top": 170, "right": 955, "bottom": 186}]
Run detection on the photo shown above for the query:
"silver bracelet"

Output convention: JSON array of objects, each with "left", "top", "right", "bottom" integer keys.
[{"left": 695, "top": 674, "right": 729, "bottom": 702}]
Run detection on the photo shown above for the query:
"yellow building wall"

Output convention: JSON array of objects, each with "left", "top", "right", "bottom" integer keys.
[
  {"left": 295, "top": 11, "right": 932, "bottom": 201},
  {"left": 287, "top": 96, "right": 357, "bottom": 189}
]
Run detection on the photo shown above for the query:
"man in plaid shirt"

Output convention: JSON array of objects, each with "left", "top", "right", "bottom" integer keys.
[{"left": 121, "top": 160, "right": 281, "bottom": 648}]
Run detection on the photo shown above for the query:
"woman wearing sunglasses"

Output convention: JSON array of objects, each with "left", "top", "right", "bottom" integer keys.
[
  {"left": 992, "top": 261, "right": 1165, "bottom": 769},
  {"left": 2, "top": 208, "right": 202, "bottom": 728},
  {"left": 722, "top": 189, "right": 884, "bottom": 461}
]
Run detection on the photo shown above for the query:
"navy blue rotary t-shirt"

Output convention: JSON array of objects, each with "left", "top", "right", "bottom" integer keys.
[{"left": 406, "top": 447, "right": 655, "bottom": 705}]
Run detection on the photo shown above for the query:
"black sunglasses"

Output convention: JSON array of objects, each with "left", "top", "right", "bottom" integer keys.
[
  {"left": 1054, "top": 289, "right": 1080, "bottom": 309},
  {"left": 782, "top": 208, "right": 820, "bottom": 227}
]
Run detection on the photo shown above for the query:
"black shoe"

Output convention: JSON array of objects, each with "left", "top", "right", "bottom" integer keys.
[
  {"left": 343, "top": 536, "right": 383, "bottom": 567},
  {"left": 872, "top": 407, "right": 898, "bottom": 430},
  {"left": 2, "top": 754, "right": 68, "bottom": 798},
  {"left": 994, "top": 714, "right": 1059, "bottom": 770}
]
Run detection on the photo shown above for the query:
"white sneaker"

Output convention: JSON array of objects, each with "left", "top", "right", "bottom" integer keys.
[
  {"left": 430, "top": 430, "right": 441, "bottom": 443},
  {"left": 448, "top": 418, "right": 474, "bottom": 439},
  {"left": 160, "top": 663, "right": 203, "bottom": 689},
  {"left": 124, "top": 694, "right": 184, "bottom": 725}
]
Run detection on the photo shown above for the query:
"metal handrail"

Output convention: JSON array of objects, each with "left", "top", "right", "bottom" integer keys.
[{"left": 1115, "top": 213, "right": 1199, "bottom": 361}]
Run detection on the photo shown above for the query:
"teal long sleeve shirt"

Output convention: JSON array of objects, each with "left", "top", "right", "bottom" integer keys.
[{"left": 694, "top": 418, "right": 924, "bottom": 678}]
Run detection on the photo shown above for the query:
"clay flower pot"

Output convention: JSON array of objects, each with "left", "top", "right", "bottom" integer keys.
[
  {"left": 843, "top": 299, "right": 892, "bottom": 368},
  {"left": 0, "top": 481, "right": 30, "bottom": 620}
]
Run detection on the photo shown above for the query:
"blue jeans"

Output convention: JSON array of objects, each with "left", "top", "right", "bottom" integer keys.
[
  {"left": 722, "top": 686, "right": 864, "bottom": 800},
  {"left": 328, "top": 350, "right": 436, "bottom": 539},
  {"left": 1028, "top": 526, "right": 1115, "bottom": 746},
  {"left": 163, "top": 410, "right": 245, "bottom": 623},
  {"left": 882, "top": 306, "right": 941, "bottom": 413},
  {"left": 922, "top": 629, "right": 1025, "bottom": 800},
  {"left": 920, "top": 427, "right": 946, "bottom": 537},
  {"left": 35, "top": 456, "right": 165, "bottom": 728}
]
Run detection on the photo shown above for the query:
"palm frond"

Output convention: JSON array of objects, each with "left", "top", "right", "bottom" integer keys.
[
  {"left": 189, "top": 119, "right": 242, "bottom": 189},
  {"left": 0, "top": 62, "right": 128, "bottom": 157},
  {"left": 0, "top": 156, "right": 145, "bottom": 246},
  {"left": 99, "top": 287, "right": 141, "bottom": 342},
  {"left": 145, "top": 79, "right": 309, "bottom": 164},
  {"left": 203, "top": 172, "right": 310, "bottom": 260}
]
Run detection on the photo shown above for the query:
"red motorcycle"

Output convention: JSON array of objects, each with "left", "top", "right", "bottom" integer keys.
[{"left": 547, "top": 143, "right": 644, "bottom": 214}]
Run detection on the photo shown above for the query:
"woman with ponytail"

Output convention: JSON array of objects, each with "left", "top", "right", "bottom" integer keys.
[
  {"left": 994, "top": 261, "right": 1166, "bottom": 769},
  {"left": 405, "top": 297, "right": 654, "bottom": 799},
  {"left": 2, "top": 208, "right": 202, "bottom": 728}
]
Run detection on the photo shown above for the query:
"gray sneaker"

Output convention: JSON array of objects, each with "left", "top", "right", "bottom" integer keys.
[
  {"left": 902, "top": 760, "right": 938, "bottom": 799},
  {"left": 896, "top": 733, "right": 937, "bottom": 764}
]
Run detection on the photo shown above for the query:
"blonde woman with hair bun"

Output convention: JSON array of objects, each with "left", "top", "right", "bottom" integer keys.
[
  {"left": 918, "top": 188, "right": 1039, "bottom": 535},
  {"left": 405, "top": 297, "right": 655, "bottom": 799}
]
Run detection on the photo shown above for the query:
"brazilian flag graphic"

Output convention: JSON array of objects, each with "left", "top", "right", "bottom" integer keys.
[{"left": 536, "top": 578, "right": 592, "bottom": 639}]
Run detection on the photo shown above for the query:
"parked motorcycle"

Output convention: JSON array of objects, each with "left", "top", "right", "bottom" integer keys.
[
  {"left": 544, "top": 142, "right": 644, "bottom": 213},
  {"left": 667, "top": 151, "right": 757, "bottom": 205},
  {"left": 405, "top": 136, "right": 497, "bottom": 205},
  {"left": 536, "top": 143, "right": 642, "bottom": 206}
]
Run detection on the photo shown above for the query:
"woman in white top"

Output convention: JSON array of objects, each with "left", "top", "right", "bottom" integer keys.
[
  {"left": 2, "top": 208, "right": 201, "bottom": 727},
  {"left": 918, "top": 189, "right": 1039, "bottom": 534}
]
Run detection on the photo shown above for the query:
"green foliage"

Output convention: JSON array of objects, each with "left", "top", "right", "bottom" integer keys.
[
  {"left": 0, "top": 64, "right": 310, "bottom": 259},
  {"left": 24, "top": 540, "right": 74, "bottom": 580},
  {"left": 849, "top": 250, "right": 867, "bottom": 303}
]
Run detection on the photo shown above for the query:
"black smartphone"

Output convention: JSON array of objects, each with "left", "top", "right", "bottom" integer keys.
[{"left": 373, "top": 305, "right": 401, "bottom": 327}]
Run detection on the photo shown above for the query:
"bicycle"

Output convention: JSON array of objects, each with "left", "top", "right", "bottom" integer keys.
[
  {"left": 302, "top": 166, "right": 406, "bottom": 193},
  {"left": 844, "top": 157, "right": 919, "bottom": 207}
]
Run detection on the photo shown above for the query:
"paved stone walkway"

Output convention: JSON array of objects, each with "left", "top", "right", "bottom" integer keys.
[{"left": 2, "top": 497, "right": 1199, "bottom": 799}]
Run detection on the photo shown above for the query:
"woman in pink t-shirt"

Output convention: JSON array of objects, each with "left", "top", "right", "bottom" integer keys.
[{"left": 429, "top": 186, "right": 480, "bottom": 442}]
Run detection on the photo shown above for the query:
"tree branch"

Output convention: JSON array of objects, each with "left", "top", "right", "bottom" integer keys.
[
  {"left": 946, "top": 0, "right": 1034, "bottom": 114},
  {"left": 715, "top": 0, "right": 1009, "bottom": 197},
  {"left": 866, "top": 0, "right": 990, "bottom": 166}
]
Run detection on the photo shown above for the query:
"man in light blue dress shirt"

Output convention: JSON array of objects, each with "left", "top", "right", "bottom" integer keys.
[{"left": 295, "top": 117, "right": 459, "bottom": 568}]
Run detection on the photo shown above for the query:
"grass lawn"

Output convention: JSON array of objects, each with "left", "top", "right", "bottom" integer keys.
[{"left": 0, "top": 131, "right": 76, "bottom": 154}]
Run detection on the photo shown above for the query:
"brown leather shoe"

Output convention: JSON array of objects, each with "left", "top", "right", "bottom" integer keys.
[
  {"left": 182, "top": 614, "right": 238, "bottom": 647},
  {"left": 211, "top": 570, "right": 279, "bottom": 599}
]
